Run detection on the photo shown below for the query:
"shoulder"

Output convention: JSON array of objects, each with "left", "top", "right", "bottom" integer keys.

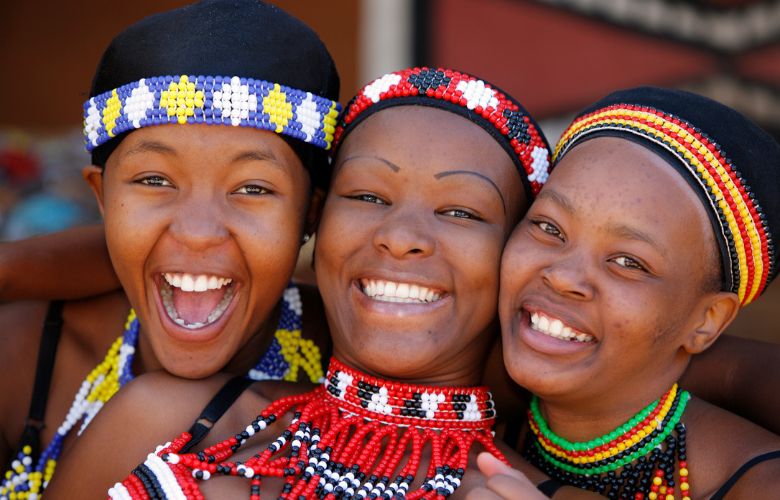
[{"left": 685, "top": 396, "right": 780, "bottom": 497}]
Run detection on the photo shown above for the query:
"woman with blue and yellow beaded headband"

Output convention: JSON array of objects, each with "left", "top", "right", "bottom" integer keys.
[{"left": 0, "top": 1, "right": 338, "bottom": 496}]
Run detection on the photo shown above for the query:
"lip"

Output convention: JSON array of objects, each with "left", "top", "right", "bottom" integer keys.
[
  {"left": 513, "top": 302, "right": 598, "bottom": 356},
  {"left": 350, "top": 276, "right": 451, "bottom": 317},
  {"left": 151, "top": 272, "right": 241, "bottom": 344}
]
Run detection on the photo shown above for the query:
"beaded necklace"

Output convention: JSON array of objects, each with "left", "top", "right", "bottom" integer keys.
[
  {"left": 523, "top": 384, "right": 691, "bottom": 500},
  {"left": 1, "top": 283, "right": 320, "bottom": 500},
  {"left": 109, "top": 357, "right": 506, "bottom": 499}
]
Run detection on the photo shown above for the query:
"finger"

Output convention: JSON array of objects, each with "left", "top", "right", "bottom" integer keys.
[
  {"left": 477, "top": 451, "right": 512, "bottom": 477},
  {"left": 484, "top": 473, "right": 547, "bottom": 500},
  {"left": 465, "top": 486, "right": 505, "bottom": 500}
]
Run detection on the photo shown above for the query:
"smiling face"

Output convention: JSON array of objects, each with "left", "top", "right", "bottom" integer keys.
[
  {"left": 315, "top": 106, "right": 526, "bottom": 384},
  {"left": 86, "top": 124, "right": 312, "bottom": 378},
  {"left": 500, "top": 137, "right": 736, "bottom": 410}
]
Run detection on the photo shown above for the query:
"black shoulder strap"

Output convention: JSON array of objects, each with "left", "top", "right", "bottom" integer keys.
[
  {"left": 180, "top": 376, "right": 254, "bottom": 453},
  {"left": 19, "top": 301, "right": 65, "bottom": 461},
  {"left": 710, "top": 449, "right": 780, "bottom": 499}
]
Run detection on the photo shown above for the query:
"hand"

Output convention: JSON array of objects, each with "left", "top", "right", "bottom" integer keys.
[{"left": 466, "top": 452, "right": 549, "bottom": 499}]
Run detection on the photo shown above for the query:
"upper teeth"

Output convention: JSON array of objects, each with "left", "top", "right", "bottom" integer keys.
[
  {"left": 530, "top": 311, "right": 594, "bottom": 343},
  {"left": 361, "top": 279, "right": 442, "bottom": 303},
  {"left": 163, "top": 273, "right": 232, "bottom": 292}
]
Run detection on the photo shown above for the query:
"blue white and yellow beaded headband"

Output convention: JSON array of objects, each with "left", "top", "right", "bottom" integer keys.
[{"left": 83, "top": 74, "right": 341, "bottom": 152}]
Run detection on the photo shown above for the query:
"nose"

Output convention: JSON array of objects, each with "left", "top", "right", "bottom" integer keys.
[
  {"left": 372, "top": 207, "right": 435, "bottom": 259},
  {"left": 168, "top": 192, "right": 230, "bottom": 251},
  {"left": 541, "top": 253, "right": 594, "bottom": 301}
]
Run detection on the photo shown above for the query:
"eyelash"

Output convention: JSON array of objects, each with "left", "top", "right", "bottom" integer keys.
[
  {"left": 347, "top": 193, "right": 388, "bottom": 205},
  {"left": 135, "top": 175, "right": 172, "bottom": 187},
  {"left": 531, "top": 219, "right": 564, "bottom": 240},
  {"left": 234, "top": 184, "right": 271, "bottom": 196},
  {"left": 611, "top": 256, "right": 648, "bottom": 272},
  {"left": 440, "top": 208, "right": 482, "bottom": 221}
]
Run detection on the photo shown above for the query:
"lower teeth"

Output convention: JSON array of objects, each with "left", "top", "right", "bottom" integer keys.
[{"left": 160, "top": 280, "right": 235, "bottom": 330}]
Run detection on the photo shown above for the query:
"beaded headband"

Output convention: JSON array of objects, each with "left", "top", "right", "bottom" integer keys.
[
  {"left": 334, "top": 67, "right": 551, "bottom": 197},
  {"left": 554, "top": 103, "right": 775, "bottom": 306},
  {"left": 83, "top": 74, "right": 341, "bottom": 152}
]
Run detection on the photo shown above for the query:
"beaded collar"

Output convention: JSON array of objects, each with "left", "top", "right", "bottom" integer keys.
[
  {"left": 110, "top": 358, "right": 505, "bottom": 499},
  {"left": 524, "top": 384, "right": 691, "bottom": 500},
  {"left": 1, "top": 283, "right": 321, "bottom": 499}
]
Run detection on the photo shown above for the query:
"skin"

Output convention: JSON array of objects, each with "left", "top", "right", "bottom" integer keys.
[
  {"left": 49, "top": 106, "right": 573, "bottom": 499},
  {"left": 496, "top": 137, "right": 780, "bottom": 497},
  {"left": 0, "top": 124, "right": 329, "bottom": 470}
]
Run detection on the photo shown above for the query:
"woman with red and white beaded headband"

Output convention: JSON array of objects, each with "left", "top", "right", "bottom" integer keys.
[{"left": 45, "top": 67, "right": 602, "bottom": 499}]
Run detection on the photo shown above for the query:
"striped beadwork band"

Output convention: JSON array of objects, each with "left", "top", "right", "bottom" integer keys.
[
  {"left": 554, "top": 104, "right": 774, "bottom": 306},
  {"left": 335, "top": 67, "right": 551, "bottom": 196},
  {"left": 83, "top": 74, "right": 341, "bottom": 152}
]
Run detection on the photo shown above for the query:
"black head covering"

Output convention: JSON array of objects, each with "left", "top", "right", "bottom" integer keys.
[
  {"left": 88, "top": 0, "right": 340, "bottom": 188},
  {"left": 554, "top": 86, "right": 779, "bottom": 305}
]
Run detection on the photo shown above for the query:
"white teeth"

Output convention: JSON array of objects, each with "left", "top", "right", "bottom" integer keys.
[
  {"left": 529, "top": 311, "right": 594, "bottom": 343},
  {"left": 163, "top": 272, "right": 232, "bottom": 292},
  {"left": 160, "top": 272, "right": 236, "bottom": 330},
  {"left": 359, "top": 279, "right": 442, "bottom": 304}
]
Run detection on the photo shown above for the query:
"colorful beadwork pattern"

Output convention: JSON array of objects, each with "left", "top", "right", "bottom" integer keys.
[
  {"left": 1, "top": 284, "right": 321, "bottom": 499},
  {"left": 83, "top": 75, "right": 341, "bottom": 152},
  {"left": 525, "top": 385, "right": 692, "bottom": 499},
  {"left": 109, "top": 357, "right": 505, "bottom": 500},
  {"left": 554, "top": 104, "right": 775, "bottom": 305},
  {"left": 335, "top": 67, "right": 551, "bottom": 196}
]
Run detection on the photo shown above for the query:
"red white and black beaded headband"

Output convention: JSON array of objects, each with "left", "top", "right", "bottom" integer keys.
[
  {"left": 554, "top": 104, "right": 775, "bottom": 306},
  {"left": 334, "top": 67, "right": 552, "bottom": 197}
]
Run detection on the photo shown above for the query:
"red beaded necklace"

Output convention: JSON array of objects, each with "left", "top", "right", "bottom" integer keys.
[{"left": 109, "top": 358, "right": 505, "bottom": 499}]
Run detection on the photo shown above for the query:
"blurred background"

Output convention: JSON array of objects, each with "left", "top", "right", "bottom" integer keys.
[{"left": 1, "top": 0, "right": 778, "bottom": 339}]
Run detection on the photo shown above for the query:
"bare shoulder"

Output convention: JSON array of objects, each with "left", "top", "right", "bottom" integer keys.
[{"left": 685, "top": 396, "right": 780, "bottom": 497}]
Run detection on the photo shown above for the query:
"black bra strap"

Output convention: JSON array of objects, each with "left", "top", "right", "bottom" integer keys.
[
  {"left": 180, "top": 376, "right": 254, "bottom": 453},
  {"left": 20, "top": 301, "right": 65, "bottom": 461},
  {"left": 710, "top": 449, "right": 780, "bottom": 499}
]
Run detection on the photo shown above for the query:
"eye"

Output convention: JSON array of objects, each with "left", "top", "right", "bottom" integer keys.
[
  {"left": 234, "top": 184, "right": 272, "bottom": 196},
  {"left": 440, "top": 208, "right": 482, "bottom": 221},
  {"left": 347, "top": 193, "right": 388, "bottom": 205},
  {"left": 531, "top": 219, "right": 564, "bottom": 240},
  {"left": 611, "top": 255, "right": 647, "bottom": 271},
  {"left": 135, "top": 175, "right": 173, "bottom": 187}
]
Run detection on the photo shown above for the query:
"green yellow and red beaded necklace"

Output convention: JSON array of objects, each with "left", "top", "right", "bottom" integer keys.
[{"left": 523, "top": 384, "right": 691, "bottom": 500}]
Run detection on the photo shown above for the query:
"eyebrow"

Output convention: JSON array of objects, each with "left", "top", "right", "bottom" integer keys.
[
  {"left": 536, "top": 189, "right": 576, "bottom": 214},
  {"left": 338, "top": 155, "right": 401, "bottom": 172},
  {"left": 605, "top": 223, "right": 667, "bottom": 257},
  {"left": 120, "top": 140, "right": 178, "bottom": 160},
  {"left": 231, "top": 148, "right": 290, "bottom": 173},
  {"left": 434, "top": 170, "right": 506, "bottom": 214}
]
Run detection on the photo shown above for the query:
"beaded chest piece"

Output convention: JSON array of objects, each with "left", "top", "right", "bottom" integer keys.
[
  {"left": 1, "top": 283, "right": 321, "bottom": 500},
  {"left": 109, "top": 357, "right": 505, "bottom": 499},
  {"left": 524, "top": 384, "right": 692, "bottom": 500}
]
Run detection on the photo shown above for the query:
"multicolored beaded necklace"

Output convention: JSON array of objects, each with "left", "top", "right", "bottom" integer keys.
[
  {"left": 523, "top": 384, "right": 692, "bottom": 500},
  {"left": 1, "top": 283, "right": 321, "bottom": 500},
  {"left": 109, "top": 357, "right": 505, "bottom": 499}
]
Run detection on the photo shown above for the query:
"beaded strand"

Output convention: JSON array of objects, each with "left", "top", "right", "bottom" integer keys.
[
  {"left": 109, "top": 357, "right": 505, "bottom": 499},
  {"left": 1, "top": 283, "right": 319, "bottom": 500},
  {"left": 523, "top": 384, "right": 691, "bottom": 500}
]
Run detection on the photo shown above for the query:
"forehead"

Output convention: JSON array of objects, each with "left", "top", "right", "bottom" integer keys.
[{"left": 547, "top": 137, "right": 714, "bottom": 248}]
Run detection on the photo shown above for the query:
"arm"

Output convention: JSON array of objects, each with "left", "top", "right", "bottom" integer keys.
[
  {"left": 0, "top": 224, "right": 120, "bottom": 300},
  {"left": 681, "top": 334, "right": 780, "bottom": 435}
]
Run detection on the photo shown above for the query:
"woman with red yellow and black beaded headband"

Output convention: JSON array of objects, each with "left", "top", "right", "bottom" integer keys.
[
  {"left": 490, "top": 86, "right": 780, "bottom": 500},
  {"left": 57, "top": 67, "right": 598, "bottom": 500}
]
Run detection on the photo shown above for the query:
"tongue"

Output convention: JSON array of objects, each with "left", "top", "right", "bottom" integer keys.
[{"left": 172, "top": 287, "right": 227, "bottom": 324}]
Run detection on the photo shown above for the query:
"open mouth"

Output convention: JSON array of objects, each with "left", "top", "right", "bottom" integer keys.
[
  {"left": 359, "top": 279, "right": 443, "bottom": 304},
  {"left": 529, "top": 310, "right": 595, "bottom": 343},
  {"left": 159, "top": 272, "right": 236, "bottom": 330}
]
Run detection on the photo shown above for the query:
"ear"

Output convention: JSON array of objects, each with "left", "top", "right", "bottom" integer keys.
[
  {"left": 683, "top": 291, "right": 740, "bottom": 354},
  {"left": 82, "top": 165, "right": 106, "bottom": 216},
  {"left": 304, "top": 187, "right": 325, "bottom": 238}
]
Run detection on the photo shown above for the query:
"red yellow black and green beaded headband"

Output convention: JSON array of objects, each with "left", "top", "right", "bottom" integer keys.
[
  {"left": 554, "top": 102, "right": 775, "bottom": 306},
  {"left": 83, "top": 74, "right": 341, "bottom": 152},
  {"left": 333, "top": 67, "right": 551, "bottom": 197}
]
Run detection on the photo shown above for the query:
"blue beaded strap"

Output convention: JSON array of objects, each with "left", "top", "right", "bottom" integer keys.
[
  {"left": 83, "top": 75, "right": 341, "bottom": 152},
  {"left": 248, "top": 285, "right": 305, "bottom": 381}
]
